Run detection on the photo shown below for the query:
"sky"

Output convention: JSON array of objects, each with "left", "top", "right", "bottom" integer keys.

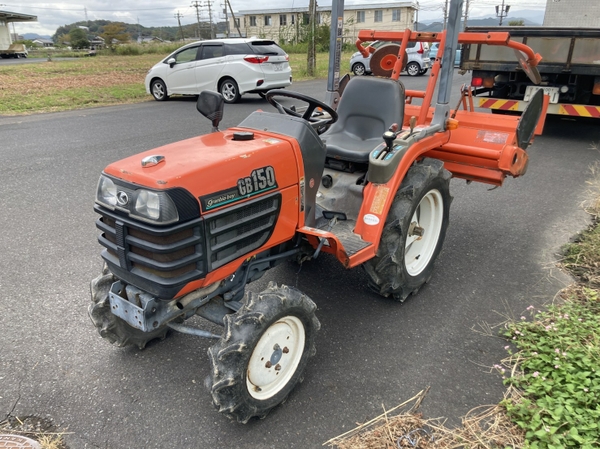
[{"left": 4, "top": 0, "right": 548, "bottom": 38}]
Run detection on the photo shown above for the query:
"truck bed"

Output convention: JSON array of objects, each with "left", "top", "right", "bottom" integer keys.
[{"left": 462, "top": 27, "right": 600, "bottom": 76}]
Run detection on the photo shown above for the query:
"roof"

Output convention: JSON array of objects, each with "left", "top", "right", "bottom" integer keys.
[
  {"left": 0, "top": 10, "right": 37, "bottom": 23},
  {"left": 238, "top": 2, "right": 416, "bottom": 15},
  {"left": 33, "top": 38, "right": 54, "bottom": 44}
]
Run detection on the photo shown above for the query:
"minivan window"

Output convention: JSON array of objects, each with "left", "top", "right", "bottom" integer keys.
[
  {"left": 224, "top": 43, "right": 252, "bottom": 55},
  {"left": 250, "top": 41, "right": 286, "bottom": 56},
  {"left": 173, "top": 46, "right": 199, "bottom": 64},
  {"left": 200, "top": 44, "right": 224, "bottom": 59}
]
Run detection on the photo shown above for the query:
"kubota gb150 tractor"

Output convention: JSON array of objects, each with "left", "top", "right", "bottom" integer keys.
[{"left": 89, "top": 0, "right": 547, "bottom": 423}]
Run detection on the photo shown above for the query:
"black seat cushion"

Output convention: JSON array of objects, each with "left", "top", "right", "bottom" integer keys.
[{"left": 321, "top": 76, "right": 405, "bottom": 164}]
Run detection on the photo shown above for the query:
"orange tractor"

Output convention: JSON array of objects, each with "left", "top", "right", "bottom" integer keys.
[{"left": 89, "top": 0, "right": 545, "bottom": 423}]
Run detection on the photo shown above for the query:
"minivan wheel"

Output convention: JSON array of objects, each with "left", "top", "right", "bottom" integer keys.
[
  {"left": 150, "top": 79, "right": 168, "bottom": 101},
  {"left": 219, "top": 78, "right": 241, "bottom": 104},
  {"left": 406, "top": 62, "right": 421, "bottom": 77}
]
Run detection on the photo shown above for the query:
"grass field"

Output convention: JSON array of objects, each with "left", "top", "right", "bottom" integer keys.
[{"left": 0, "top": 51, "right": 353, "bottom": 115}]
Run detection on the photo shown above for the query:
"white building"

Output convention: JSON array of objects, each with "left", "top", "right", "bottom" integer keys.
[{"left": 231, "top": 2, "right": 417, "bottom": 42}]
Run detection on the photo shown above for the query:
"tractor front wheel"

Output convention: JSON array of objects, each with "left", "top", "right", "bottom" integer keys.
[
  {"left": 206, "top": 283, "right": 320, "bottom": 423},
  {"left": 364, "top": 158, "right": 452, "bottom": 301},
  {"left": 88, "top": 266, "right": 169, "bottom": 349}
]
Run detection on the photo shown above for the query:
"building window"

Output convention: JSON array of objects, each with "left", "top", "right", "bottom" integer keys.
[
  {"left": 374, "top": 10, "right": 383, "bottom": 22},
  {"left": 264, "top": 15, "right": 272, "bottom": 26},
  {"left": 280, "top": 15, "right": 287, "bottom": 26},
  {"left": 392, "top": 9, "right": 401, "bottom": 21},
  {"left": 317, "top": 13, "right": 322, "bottom": 24},
  {"left": 303, "top": 13, "right": 310, "bottom": 25},
  {"left": 356, "top": 11, "right": 365, "bottom": 23},
  {"left": 291, "top": 14, "right": 295, "bottom": 25},
  {"left": 234, "top": 18, "right": 240, "bottom": 28},
  {"left": 249, "top": 16, "right": 256, "bottom": 26}
]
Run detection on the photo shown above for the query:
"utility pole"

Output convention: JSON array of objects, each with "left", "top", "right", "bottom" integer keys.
[
  {"left": 191, "top": 1, "right": 202, "bottom": 38},
  {"left": 443, "top": 0, "right": 449, "bottom": 29},
  {"left": 226, "top": 0, "right": 242, "bottom": 37},
  {"left": 175, "top": 11, "right": 185, "bottom": 41},
  {"left": 204, "top": 0, "right": 215, "bottom": 39},
  {"left": 222, "top": 1, "right": 229, "bottom": 37},
  {"left": 307, "top": 0, "right": 317, "bottom": 77},
  {"left": 415, "top": 1, "right": 419, "bottom": 31},
  {"left": 496, "top": 0, "right": 510, "bottom": 26},
  {"left": 463, "top": 0, "right": 470, "bottom": 30}
]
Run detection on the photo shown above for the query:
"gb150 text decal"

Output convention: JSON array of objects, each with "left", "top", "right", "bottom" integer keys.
[
  {"left": 237, "top": 166, "right": 276, "bottom": 196},
  {"left": 200, "top": 166, "right": 277, "bottom": 211}
]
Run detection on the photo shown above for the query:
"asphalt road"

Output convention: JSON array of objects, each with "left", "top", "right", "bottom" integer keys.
[{"left": 1, "top": 75, "right": 599, "bottom": 449}]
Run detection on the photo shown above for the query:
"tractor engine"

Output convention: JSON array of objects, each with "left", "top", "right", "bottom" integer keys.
[{"left": 94, "top": 111, "right": 325, "bottom": 301}]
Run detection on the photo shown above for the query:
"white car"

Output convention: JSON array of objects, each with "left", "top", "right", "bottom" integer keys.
[{"left": 145, "top": 38, "right": 292, "bottom": 104}]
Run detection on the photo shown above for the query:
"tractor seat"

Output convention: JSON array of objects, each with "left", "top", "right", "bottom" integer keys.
[{"left": 321, "top": 76, "right": 405, "bottom": 164}]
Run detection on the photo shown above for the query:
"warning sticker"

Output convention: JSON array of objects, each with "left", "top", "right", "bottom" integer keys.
[
  {"left": 476, "top": 131, "right": 509, "bottom": 144},
  {"left": 370, "top": 186, "right": 390, "bottom": 215}
]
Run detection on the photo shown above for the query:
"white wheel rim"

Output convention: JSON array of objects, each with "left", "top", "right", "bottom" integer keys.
[
  {"left": 407, "top": 64, "right": 419, "bottom": 76},
  {"left": 222, "top": 82, "right": 236, "bottom": 101},
  {"left": 404, "top": 189, "right": 444, "bottom": 276},
  {"left": 153, "top": 83, "right": 164, "bottom": 99},
  {"left": 247, "top": 316, "right": 305, "bottom": 400}
]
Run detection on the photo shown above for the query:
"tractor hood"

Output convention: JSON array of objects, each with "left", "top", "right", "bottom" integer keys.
[{"left": 103, "top": 129, "right": 299, "bottom": 212}]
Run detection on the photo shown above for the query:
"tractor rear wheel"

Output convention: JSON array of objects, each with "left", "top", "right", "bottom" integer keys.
[
  {"left": 206, "top": 283, "right": 320, "bottom": 423},
  {"left": 364, "top": 158, "right": 452, "bottom": 302},
  {"left": 88, "top": 266, "right": 169, "bottom": 349}
]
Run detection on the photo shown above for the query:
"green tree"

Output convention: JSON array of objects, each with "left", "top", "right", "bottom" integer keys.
[
  {"left": 69, "top": 28, "right": 89, "bottom": 49},
  {"left": 508, "top": 19, "right": 525, "bottom": 26},
  {"left": 100, "top": 23, "right": 130, "bottom": 49}
]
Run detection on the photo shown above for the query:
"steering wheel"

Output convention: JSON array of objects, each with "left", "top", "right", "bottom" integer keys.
[{"left": 265, "top": 90, "right": 338, "bottom": 135}]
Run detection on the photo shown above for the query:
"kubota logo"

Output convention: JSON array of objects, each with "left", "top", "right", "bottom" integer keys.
[{"left": 116, "top": 191, "right": 129, "bottom": 206}]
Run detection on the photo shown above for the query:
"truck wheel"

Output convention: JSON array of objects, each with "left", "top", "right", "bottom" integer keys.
[
  {"left": 406, "top": 62, "right": 421, "bottom": 77},
  {"left": 88, "top": 266, "right": 169, "bottom": 349},
  {"left": 364, "top": 158, "right": 452, "bottom": 302},
  {"left": 206, "top": 283, "right": 320, "bottom": 423},
  {"left": 150, "top": 79, "right": 168, "bottom": 101}
]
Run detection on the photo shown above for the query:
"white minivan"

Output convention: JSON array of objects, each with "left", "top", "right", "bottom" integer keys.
[{"left": 145, "top": 38, "right": 292, "bottom": 103}]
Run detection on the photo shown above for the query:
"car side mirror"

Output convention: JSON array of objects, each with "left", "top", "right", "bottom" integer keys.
[
  {"left": 197, "top": 91, "right": 224, "bottom": 132},
  {"left": 167, "top": 57, "right": 176, "bottom": 68}
]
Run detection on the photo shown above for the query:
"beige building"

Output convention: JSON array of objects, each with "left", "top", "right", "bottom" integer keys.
[
  {"left": 543, "top": 0, "right": 600, "bottom": 27},
  {"left": 231, "top": 2, "right": 417, "bottom": 42}
]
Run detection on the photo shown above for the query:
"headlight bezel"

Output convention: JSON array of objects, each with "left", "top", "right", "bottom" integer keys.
[{"left": 95, "top": 174, "right": 181, "bottom": 225}]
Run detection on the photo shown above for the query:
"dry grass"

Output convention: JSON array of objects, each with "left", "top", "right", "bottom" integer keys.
[
  {"left": 0, "top": 52, "right": 352, "bottom": 116},
  {"left": 0, "top": 416, "right": 68, "bottom": 449},
  {"left": 325, "top": 388, "right": 525, "bottom": 449}
]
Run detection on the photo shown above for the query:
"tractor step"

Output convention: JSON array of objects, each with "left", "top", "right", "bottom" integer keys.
[{"left": 329, "top": 219, "right": 372, "bottom": 256}]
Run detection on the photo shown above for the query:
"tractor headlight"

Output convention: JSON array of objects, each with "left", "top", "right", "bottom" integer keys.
[
  {"left": 95, "top": 175, "right": 179, "bottom": 224},
  {"left": 133, "top": 189, "right": 179, "bottom": 223},
  {"left": 96, "top": 175, "right": 117, "bottom": 207}
]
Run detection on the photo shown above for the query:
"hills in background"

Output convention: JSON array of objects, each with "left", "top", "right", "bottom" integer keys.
[{"left": 20, "top": 9, "right": 543, "bottom": 43}]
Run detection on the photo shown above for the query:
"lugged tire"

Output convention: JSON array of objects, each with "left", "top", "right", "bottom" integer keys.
[
  {"left": 206, "top": 282, "right": 320, "bottom": 423},
  {"left": 88, "top": 266, "right": 169, "bottom": 349},
  {"left": 364, "top": 158, "right": 452, "bottom": 302}
]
